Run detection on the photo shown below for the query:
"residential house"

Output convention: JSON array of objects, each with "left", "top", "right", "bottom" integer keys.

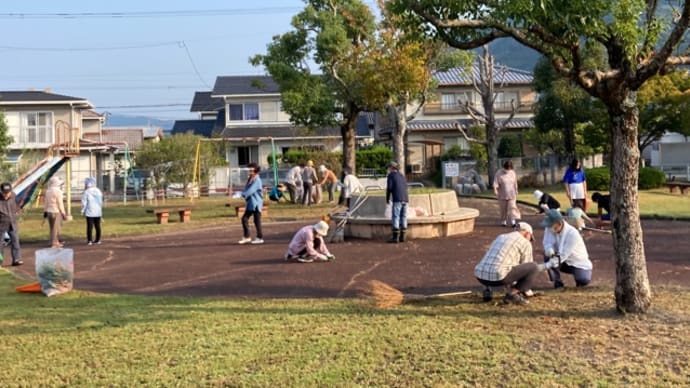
[{"left": 378, "top": 63, "right": 536, "bottom": 174}]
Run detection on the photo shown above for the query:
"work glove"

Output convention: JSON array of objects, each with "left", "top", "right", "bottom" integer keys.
[
  {"left": 546, "top": 257, "right": 561, "bottom": 269},
  {"left": 326, "top": 254, "right": 336, "bottom": 261},
  {"left": 545, "top": 248, "right": 556, "bottom": 258},
  {"left": 317, "top": 254, "right": 329, "bottom": 262}
]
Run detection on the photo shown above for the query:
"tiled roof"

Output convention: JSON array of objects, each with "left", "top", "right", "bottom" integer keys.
[
  {"left": 82, "top": 109, "right": 103, "bottom": 119},
  {"left": 190, "top": 91, "right": 224, "bottom": 112},
  {"left": 0, "top": 91, "right": 92, "bottom": 106},
  {"left": 434, "top": 62, "right": 533, "bottom": 85},
  {"left": 171, "top": 120, "right": 217, "bottom": 137},
  {"left": 83, "top": 129, "right": 144, "bottom": 149},
  {"left": 379, "top": 119, "right": 533, "bottom": 135},
  {"left": 212, "top": 75, "right": 280, "bottom": 96}
]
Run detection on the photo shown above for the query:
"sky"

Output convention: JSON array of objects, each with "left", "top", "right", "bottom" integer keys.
[{"left": 0, "top": 1, "right": 377, "bottom": 123}]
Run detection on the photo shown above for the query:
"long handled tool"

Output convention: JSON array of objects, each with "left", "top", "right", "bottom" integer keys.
[
  {"left": 582, "top": 226, "right": 612, "bottom": 234},
  {"left": 329, "top": 191, "right": 369, "bottom": 243},
  {"left": 358, "top": 280, "right": 472, "bottom": 308}
]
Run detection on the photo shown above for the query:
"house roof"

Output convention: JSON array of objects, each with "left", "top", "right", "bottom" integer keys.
[
  {"left": 190, "top": 91, "right": 224, "bottom": 112},
  {"left": 0, "top": 91, "right": 93, "bottom": 107},
  {"left": 219, "top": 125, "right": 341, "bottom": 140},
  {"left": 379, "top": 119, "right": 534, "bottom": 136},
  {"left": 171, "top": 120, "right": 217, "bottom": 137},
  {"left": 434, "top": 62, "right": 533, "bottom": 85},
  {"left": 82, "top": 109, "right": 103, "bottom": 119},
  {"left": 212, "top": 75, "right": 280, "bottom": 96},
  {"left": 84, "top": 128, "right": 144, "bottom": 149}
]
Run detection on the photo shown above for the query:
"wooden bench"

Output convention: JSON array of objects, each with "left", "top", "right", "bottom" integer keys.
[
  {"left": 234, "top": 206, "right": 269, "bottom": 218},
  {"left": 662, "top": 182, "right": 690, "bottom": 194},
  {"left": 147, "top": 208, "right": 192, "bottom": 224}
]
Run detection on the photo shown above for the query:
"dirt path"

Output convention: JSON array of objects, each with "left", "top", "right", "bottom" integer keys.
[{"left": 6, "top": 198, "right": 689, "bottom": 297}]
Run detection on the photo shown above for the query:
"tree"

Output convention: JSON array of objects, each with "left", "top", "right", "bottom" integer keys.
[
  {"left": 455, "top": 45, "right": 526, "bottom": 186},
  {"left": 390, "top": 0, "right": 690, "bottom": 313},
  {"left": 251, "top": 0, "right": 379, "bottom": 173},
  {"left": 0, "top": 112, "right": 14, "bottom": 181},
  {"left": 135, "top": 133, "right": 224, "bottom": 197}
]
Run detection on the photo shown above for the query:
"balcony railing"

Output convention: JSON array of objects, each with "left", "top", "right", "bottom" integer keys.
[{"left": 423, "top": 101, "right": 534, "bottom": 115}]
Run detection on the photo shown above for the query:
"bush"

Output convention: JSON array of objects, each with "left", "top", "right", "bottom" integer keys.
[
  {"left": 498, "top": 134, "right": 522, "bottom": 157},
  {"left": 638, "top": 167, "right": 666, "bottom": 189},
  {"left": 518, "top": 173, "right": 541, "bottom": 189},
  {"left": 355, "top": 146, "right": 393, "bottom": 175},
  {"left": 585, "top": 167, "right": 610, "bottom": 191}
]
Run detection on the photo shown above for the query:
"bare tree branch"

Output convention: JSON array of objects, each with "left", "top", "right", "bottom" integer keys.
[
  {"left": 638, "top": 0, "right": 690, "bottom": 83},
  {"left": 455, "top": 122, "right": 486, "bottom": 145}
]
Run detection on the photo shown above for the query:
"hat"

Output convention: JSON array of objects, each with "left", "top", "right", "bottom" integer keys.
[
  {"left": 533, "top": 190, "right": 543, "bottom": 201},
  {"left": 307, "top": 160, "right": 314, "bottom": 167},
  {"left": 387, "top": 161, "right": 399, "bottom": 170},
  {"left": 542, "top": 209, "right": 564, "bottom": 228},
  {"left": 85, "top": 177, "right": 96, "bottom": 187},
  {"left": 515, "top": 222, "right": 534, "bottom": 241},
  {"left": 318, "top": 165, "right": 327, "bottom": 173},
  {"left": 313, "top": 221, "right": 329, "bottom": 236},
  {"left": 0, "top": 182, "right": 12, "bottom": 193}
]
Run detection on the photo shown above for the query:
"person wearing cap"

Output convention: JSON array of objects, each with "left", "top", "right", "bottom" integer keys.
[
  {"left": 493, "top": 160, "right": 521, "bottom": 227},
  {"left": 0, "top": 182, "right": 23, "bottom": 266},
  {"left": 533, "top": 190, "right": 561, "bottom": 214},
  {"left": 317, "top": 165, "right": 338, "bottom": 203},
  {"left": 44, "top": 176, "right": 67, "bottom": 248},
  {"left": 284, "top": 221, "right": 335, "bottom": 263},
  {"left": 301, "top": 160, "right": 318, "bottom": 206},
  {"left": 81, "top": 177, "right": 103, "bottom": 245},
  {"left": 386, "top": 161, "right": 409, "bottom": 243},
  {"left": 541, "top": 209, "right": 593, "bottom": 288},
  {"left": 474, "top": 222, "right": 556, "bottom": 305}
]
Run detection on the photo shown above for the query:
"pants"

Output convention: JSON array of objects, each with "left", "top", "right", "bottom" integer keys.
[
  {"left": 391, "top": 202, "right": 408, "bottom": 230},
  {"left": 324, "top": 182, "right": 336, "bottom": 202},
  {"left": 498, "top": 199, "right": 520, "bottom": 225},
  {"left": 86, "top": 216, "right": 102, "bottom": 243},
  {"left": 302, "top": 182, "right": 314, "bottom": 205},
  {"left": 241, "top": 209, "right": 263, "bottom": 239},
  {"left": 47, "top": 212, "right": 62, "bottom": 246},
  {"left": 546, "top": 257, "right": 592, "bottom": 286},
  {"left": 284, "top": 182, "right": 300, "bottom": 204},
  {"left": 0, "top": 228, "right": 21, "bottom": 264},
  {"left": 477, "top": 262, "right": 540, "bottom": 292}
]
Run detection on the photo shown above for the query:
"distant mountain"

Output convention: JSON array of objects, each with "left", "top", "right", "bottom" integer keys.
[
  {"left": 485, "top": 39, "right": 541, "bottom": 72},
  {"left": 105, "top": 114, "right": 175, "bottom": 131}
]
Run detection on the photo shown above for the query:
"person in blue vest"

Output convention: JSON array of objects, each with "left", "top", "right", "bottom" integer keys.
[
  {"left": 386, "top": 161, "right": 409, "bottom": 243},
  {"left": 563, "top": 158, "right": 588, "bottom": 211},
  {"left": 238, "top": 163, "right": 264, "bottom": 245}
]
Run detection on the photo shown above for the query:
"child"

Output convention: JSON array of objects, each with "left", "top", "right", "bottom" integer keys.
[{"left": 567, "top": 205, "right": 594, "bottom": 231}]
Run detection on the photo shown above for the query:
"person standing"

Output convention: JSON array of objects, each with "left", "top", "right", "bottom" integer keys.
[
  {"left": 238, "top": 163, "right": 264, "bottom": 245},
  {"left": 386, "top": 161, "right": 409, "bottom": 243},
  {"left": 284, "top": 221, "right": 335, "bottom": 263},
  {"left": 301, "top": 160, "right": 318, "bottom": 206},
  {"left": 0, "top": 182, "right": 23, "bottom": 266},
  {"left": 563, "top": 158, "right": 587, "bottom": 211},
  {"left": 81, "top": 177, "right": 103, "bottom": 245},
  {"left": 541, "top": 209, "right": 593, "bottom": 288},
  {"left": 318, "top": 165, "right": 338, "bottom": 203},
  {"left": 474, "top": 222, "right": 555, "bottom": 305},
  {"left": 44, "top": 176, "right": 67, "bottom": 248},
  {"left": 338, "top": 167, "right": 364, "bottom": 210},
  {"left": 493, "top": 160, "right": 521, "bottom": 227},
  {"left": 284, "top": 164, "right": 302, "bottom": 204}
]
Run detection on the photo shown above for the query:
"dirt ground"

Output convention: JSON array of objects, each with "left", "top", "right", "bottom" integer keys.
[{"left": 5, "top": 197, "right": 690, "bottom": 298}]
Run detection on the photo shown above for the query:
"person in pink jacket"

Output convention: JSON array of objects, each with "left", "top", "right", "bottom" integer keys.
[
  {"left": 43, "top": 176, "right": 67, "bottom": 248},
  {"left": 493, "top": 160, "right": 521, "bottom": 227},
  {"left": 284, "top": 221, "right": 335, "bottom": 263}
]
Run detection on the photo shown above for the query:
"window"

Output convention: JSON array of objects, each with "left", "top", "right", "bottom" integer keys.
[
  {"left": 441, "top": 92, "right": 471, "bottom": 110},
  {"left": 19, "top": 112, "right": 53, "bottom": 144},
  {"left": 229, "top": 103, "right": 260, "bottom": 121},
  {"left": 494, "top": 91, "right": 519, "bottom": 110}
]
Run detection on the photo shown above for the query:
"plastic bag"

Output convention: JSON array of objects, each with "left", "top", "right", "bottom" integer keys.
[{"left": 35, "top": 248, "right": 74, "bottom": 297}]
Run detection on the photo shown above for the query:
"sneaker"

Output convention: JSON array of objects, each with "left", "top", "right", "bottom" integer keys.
[
  {"left": 11, "top": 260, "right": 24, "bottom": 266},
  {"left": 238, "top": 237, "right": 252, "bottom": 244},
  {"left": 250, "top": 238, "right": 264, "bottom": 245},
  {"left": 503, "top": 292, "right": 529, "bottom": 305},
  {"left": 501, "top": 221, "right": 507, "bottom": 227},
  {"left": 88, "top": 241, "right": 93, "bottom": 246},
  {"left": 296, "top": 256, "right": 313, "bottom": 263},
  {"left": 95, "top": 241, "right": 102, "bottom": 245},
  {"left": 522, "top": 289, "right": 535, "bottom": 298},
  {"left": 284, "top": 253, "right": 291, "bottom": 261},
  {"left": 482, "top": 288, "right": 493, "bottom": 302}
]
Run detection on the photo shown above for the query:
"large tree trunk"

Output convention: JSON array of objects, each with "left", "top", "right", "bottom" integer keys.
[
  {"left": 608, "top": 91, "right": 652, "bottom": 313},
  {"left": 485, "top": 121, "right": 499, "bottom": 187},
  {"left": 392, "top": 105, "right": 407, "bottom": 176},
  {"left": 341, "top": 114, "right": 358, "bottom": 173}
]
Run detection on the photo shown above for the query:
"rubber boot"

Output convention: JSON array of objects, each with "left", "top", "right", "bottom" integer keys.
[
  {"left": 388, "top": 229, "right": 400, "bottom": 243},
  {"left": 399, "top": 228, "right": 407, "bottom": 243}
]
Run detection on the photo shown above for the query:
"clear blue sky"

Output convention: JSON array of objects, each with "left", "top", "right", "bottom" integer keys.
[{"left": 0, "top": 1, "right": 376, "bottom": 122}]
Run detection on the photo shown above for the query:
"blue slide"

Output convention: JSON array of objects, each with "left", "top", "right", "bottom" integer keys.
[{"left": 11, "top": 156, "right": 68, "bottom": 209}]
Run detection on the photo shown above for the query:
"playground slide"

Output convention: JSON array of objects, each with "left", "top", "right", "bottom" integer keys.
[{"left": 11, "top": 156, "right": 68, "bottom": 209}]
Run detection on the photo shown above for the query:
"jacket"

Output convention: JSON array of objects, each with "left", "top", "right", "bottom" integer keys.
[
  {"left": 386, "top": 171, "right": 409, "bottom": 203},
  {"left": 242, "top": 175, "right": 263, "bottom": 212},
  {"left": 81, "top": 186, "right": 103, "bottom": 217}
]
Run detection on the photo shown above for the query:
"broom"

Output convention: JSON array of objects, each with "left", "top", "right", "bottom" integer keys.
[{"left": 358, "top": 280, "right": 472, "bottom": 308}]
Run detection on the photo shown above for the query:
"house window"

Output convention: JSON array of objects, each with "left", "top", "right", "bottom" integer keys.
[
  {"left": 494, "top": 91, "right": 518, "bottom": 110},
  {"left": 20, "top": 112, "right": 53, "bottom": 144},
  {"left": 229, "top": 103, "right": 260, "bottom": 121},
  {"left": 441, "top": 93, "right": 470, "bottom": 110}
]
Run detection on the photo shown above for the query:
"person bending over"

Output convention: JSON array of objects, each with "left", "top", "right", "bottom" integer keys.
[
  {"left": 541, "top": 209, "right": 593, "bottom": 288},
  {"left": 284, "top": 221, "right": 335, "bottom": 263}
]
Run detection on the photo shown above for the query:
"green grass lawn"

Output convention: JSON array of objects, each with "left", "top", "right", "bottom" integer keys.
[{"left": 1, "top": 270, "right": 689, "bottom": 386}]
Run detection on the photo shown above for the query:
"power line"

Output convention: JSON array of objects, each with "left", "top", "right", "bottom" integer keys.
[
  {"left": 179, "top": 41, "right": 211, "bottom": 89},
  {"left": 0, "top": 41, "right": 180, "bottom": 51},
  {"left": 98, "top": 103, "right": 190, "bottom": 109},
  {"left": 0, "top": 7, "right": 302, "bottom": 19}
]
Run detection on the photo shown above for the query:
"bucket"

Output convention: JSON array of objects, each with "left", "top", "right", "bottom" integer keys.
[{"left": 35, "top": 248, "right": 74, "bottom": 297}]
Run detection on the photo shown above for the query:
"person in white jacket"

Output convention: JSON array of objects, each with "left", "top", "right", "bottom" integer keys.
[
  {"left": 541, "top": 209, "right": 593, "bottom": 288},
  {"left": 81, "top": 177, "right": 103, "bottom": 245}
]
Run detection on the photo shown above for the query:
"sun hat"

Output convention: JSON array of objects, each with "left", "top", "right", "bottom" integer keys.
[
  {"left": 515, "top": 222, "right": 534, "bottom": 241},
  {"left": 387, "top": 161, "right": 399, "bottom": 170},
  {"left": 318, "top": 165, "right": 327, "bottom": 173},
  {"left": 533, "top": 190, "right": 543, "bottom": 201},
  {"left": 307, "top": 160, "right": 314, "bottom": 167},
  {"left": 313, "top": 221, "right": 329, "bottom": 236},
  {"left": 542, "top": 209, "right": 564, "bottom": 228},
  {"left": 85, "top": 177, "right": 96, "bottom": 187}
]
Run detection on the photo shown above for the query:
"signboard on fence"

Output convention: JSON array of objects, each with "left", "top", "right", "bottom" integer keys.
[{"left": 443, "top": 162, "right": 460, "bottom": 177}]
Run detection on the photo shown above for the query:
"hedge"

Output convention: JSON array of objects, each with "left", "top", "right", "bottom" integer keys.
[{"left": 585, "top": 166, "right": 666, "bottom": 190}]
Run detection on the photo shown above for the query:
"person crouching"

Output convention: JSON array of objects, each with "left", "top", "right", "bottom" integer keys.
[{"left": 284, "top": 221, "right": 335, "bottom": 263}]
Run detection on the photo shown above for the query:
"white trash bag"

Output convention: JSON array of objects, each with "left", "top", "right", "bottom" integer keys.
[{"left": 35, "top": 248, "right": 74, "bottom": 297}]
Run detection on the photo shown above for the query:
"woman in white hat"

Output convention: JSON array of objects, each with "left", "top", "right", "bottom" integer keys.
[
  {"left": 284, "top": 221, "right": 335, "bottom": 263},
  {"left": 533, "top": 190, "right": 561, "bottom": 214}
]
